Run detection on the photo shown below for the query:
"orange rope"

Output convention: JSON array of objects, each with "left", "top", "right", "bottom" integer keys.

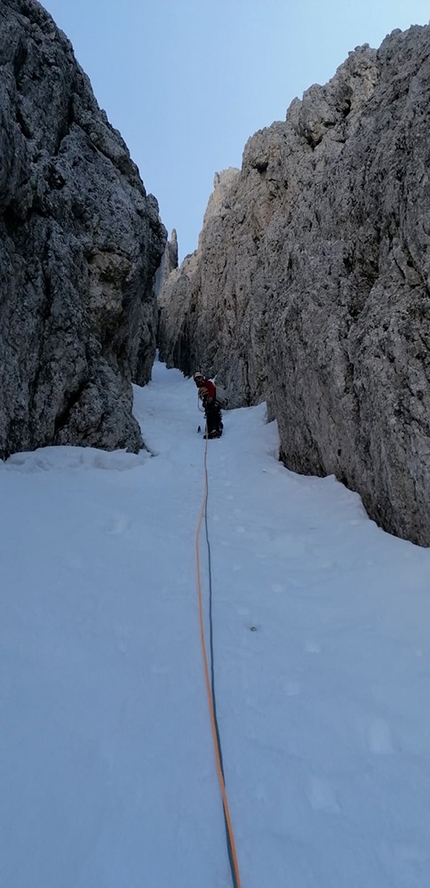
[{"left": 195, "top": 431, "right": 243, "bottom": 888}]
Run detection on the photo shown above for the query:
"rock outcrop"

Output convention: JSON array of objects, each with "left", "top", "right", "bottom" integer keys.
[
  {"left": 0, "top": 0, "right": 166, "bottom": 458},
  {"left": 158, "top": 25, "right": 430, "bottom": 546},
  {"left": 155, "top": 228, "right": 178, "bottom": 297}
]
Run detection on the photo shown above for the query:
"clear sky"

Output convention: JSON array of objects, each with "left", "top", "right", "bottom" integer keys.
[{"left": 42, "top": 0, "right": 429, "bottom": 260}]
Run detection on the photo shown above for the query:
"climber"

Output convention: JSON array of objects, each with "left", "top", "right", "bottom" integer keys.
[{"left": 193, "top": 371, "right": 223, "bottom": 439}]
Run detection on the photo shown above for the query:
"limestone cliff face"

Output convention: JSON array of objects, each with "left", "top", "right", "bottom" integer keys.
[
  {"left": 155, "top": 228, "right": 178, "bottom": 297},
  {"left": 0, "top": 0, "right": 166, "bottom": 458},
  {"left": 158, "top": 25, "right": 430, "bottom": 546}
]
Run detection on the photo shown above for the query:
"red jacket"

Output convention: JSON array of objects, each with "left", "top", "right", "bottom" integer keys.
[{"left": 198, "top": 379, "right": 216, "bottom": 401}]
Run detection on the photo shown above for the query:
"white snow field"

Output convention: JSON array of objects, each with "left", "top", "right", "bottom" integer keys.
[{"left": 1, "top": 361, "right": 430, "bottom": 888}]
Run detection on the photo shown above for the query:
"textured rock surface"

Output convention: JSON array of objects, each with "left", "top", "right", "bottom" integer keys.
[
  {"left": 155, "top": 228, "right": 178, "bottom": 297},
  {"left": 157, "top": 168, "right": 247, "bottom": 385},
  {"left": 158, "top": 25, "right": 430, "bottom": 545},
  {"left": 0, "top": 0, "right": 166, "bottom": 457}
]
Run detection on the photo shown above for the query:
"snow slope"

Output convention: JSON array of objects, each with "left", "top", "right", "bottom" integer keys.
[{"left": 1, "top": 362, "right": 430, "bottom": 888}]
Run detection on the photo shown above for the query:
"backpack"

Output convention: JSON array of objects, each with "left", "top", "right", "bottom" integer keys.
[{"left": 214, "top": 383, "right": 229, "bottom": 409}]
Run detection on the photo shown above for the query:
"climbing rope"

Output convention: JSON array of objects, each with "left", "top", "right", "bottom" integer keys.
[{"left": 195, "top": 424, "right": 243, "bottom": 888}]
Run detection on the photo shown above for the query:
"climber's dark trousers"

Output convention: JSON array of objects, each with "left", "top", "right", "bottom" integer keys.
[{"left": 205, "top": 401, "right": 223, "bottom": 438}]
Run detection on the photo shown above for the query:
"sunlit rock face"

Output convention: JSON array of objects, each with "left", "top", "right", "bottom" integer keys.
[
  {"left": 0, "top": 0, "right": 166, "bottom": 457},
  {"left": 158, "top": 25, "right": 430, "bottom": 546}
]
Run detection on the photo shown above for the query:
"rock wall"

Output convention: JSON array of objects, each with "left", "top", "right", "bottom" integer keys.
[
  {"left": 155, "top": 228, "right": 178, "bottom": 297},
  {"left": 158, "top": 25, "right": 430, "bottom": 546},
  {"left": 0, "top": 0, "right": 166, "bottom": 458}
]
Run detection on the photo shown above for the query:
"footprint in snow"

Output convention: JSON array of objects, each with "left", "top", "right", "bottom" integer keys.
[
  {"left": 368, "top": 718, "right": 395, "bottom": 754},
  {"left": 151, "top": 662, "right": 170, "bottom": 676},
  {"left": 254, "top": 782, "right": 266, "bottom": 802},
  {"left": 305, "top": 641, "right": 321, "bottom": 654},
  {"left": 114, "top": 627, "right": 130, "bottom": 654},
  {"left": 306, "top": 776, "right": 341, "bottom": 813},
  {"left": 104, "top": 513, "right": 130, "bottom": 535},
  {"left": 380, "top": 840, "right": 429, "bottom": 865},
  {"left": 285, "top": 680, "right": 300, "bottom": 696},
  {"left": 64, "top": 552, "right": 87, "bottom": 571}
]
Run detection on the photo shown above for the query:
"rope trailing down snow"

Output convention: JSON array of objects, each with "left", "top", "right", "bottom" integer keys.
[{"left": 195, "top": 424, "right": 243, "bottom": 888}]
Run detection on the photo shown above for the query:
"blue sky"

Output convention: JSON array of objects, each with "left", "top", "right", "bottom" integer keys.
[{"left": 42, "top": 0, "right": 429, "bottom": 260}]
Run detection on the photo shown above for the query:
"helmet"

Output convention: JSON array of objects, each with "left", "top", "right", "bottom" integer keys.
[{"left": 193, "top": 371, "right": 205, "bottom": 382}]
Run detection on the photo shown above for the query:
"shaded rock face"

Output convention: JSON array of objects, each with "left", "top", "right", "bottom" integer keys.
[
  {"left": 158, "top": 25, "right": 430, "bottom": 546},
  {"left": 0, "top": 0, "right": 166, "bottom": 457},
  {"left": 157, "top": 168, "right": 247, "bottom": 386}
]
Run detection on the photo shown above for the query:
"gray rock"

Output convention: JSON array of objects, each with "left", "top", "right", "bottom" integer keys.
[
  {"left": 0, "top": 0, "right": 166, "bottom": 458},
  {"left": 157, "top": 25, "right": 430, "bottom": 546},
  {"left": 155, "top": 228, "right": 178, "bottom": 297}
]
